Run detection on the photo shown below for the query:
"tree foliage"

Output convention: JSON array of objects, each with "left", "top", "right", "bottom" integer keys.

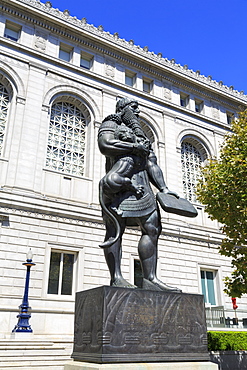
[{"left": 197, "top": 110, "right": 247, "bottom": 298}]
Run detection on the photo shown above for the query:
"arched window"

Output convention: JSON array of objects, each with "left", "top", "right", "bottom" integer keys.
[
  {"left": 139, "top": 118, "right": 155, "bottom": 144},
  {"left": 46, "top": 101, "right": 87, "bottom": 176},
  {"left": 0, "top": 82, "right": 10, "bottom": 155},
  {"left": 181, "top": 139, "right": 207, "bottom": 202}
]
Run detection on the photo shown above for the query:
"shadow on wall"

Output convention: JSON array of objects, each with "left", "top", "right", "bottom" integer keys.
[{"left": 210, "top": 351, "right": 247, "bottom": 370}]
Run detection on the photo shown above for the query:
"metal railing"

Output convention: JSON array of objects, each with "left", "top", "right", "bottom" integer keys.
[{"left": 205, "top": 306, "right": 247, "bottom": 329}]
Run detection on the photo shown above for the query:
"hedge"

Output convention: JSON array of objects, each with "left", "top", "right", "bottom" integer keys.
[{"left": 208, "top": 331, "right": 247, "bottom": 351}]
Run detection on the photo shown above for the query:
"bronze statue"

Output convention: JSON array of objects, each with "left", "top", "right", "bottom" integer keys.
[{"left": 98, "top": 97, "right": 183, "bottom": 292}]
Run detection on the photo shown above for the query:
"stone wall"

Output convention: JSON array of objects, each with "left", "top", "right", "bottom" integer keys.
[{"left": 0, "top": 0, "right": 246, "bottom": 339}]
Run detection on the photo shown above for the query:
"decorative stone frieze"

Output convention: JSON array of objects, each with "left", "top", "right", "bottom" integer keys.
[
  {"left": 2, "top": 0, "right": 246, "bottom": 103},
  {"left": 0, "top": 53, "right": 28, "bottom": 71},
  {"left": 45, "top": 1, "right": 52, "bottom": 9},
  {"left": 175, "top": 118, "right": 217, "bottom": 138},
  {"left": 0, "top": 204, "right": 104, "bottom": 227},
  {"left": 63, "top": 9, "right": 70, "bottom": 16}
]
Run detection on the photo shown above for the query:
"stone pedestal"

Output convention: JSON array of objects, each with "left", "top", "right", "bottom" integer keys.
[
  {"left": 71, "top": 286, "right": 210, "bottom": 364},
  {"left": 65, "top": 360, "right": 218, "bottom": 369}
]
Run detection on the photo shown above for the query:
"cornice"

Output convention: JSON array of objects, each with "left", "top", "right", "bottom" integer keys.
[
  {"left": 2, "top": 0, "right": 247, "bottom": 105},
  {"left": 1, "top": 34, "right": 239, "bottom": 111},
  {"left": 0, "top": 44, "right": 235, "bottom": 131}
]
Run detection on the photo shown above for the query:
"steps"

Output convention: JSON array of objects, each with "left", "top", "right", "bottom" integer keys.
[{"left": 0, "top": 337, "right": 73, "bottom": 369}]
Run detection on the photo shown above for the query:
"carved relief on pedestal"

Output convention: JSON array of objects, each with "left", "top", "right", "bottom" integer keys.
[{"left": 72, "top": 286, "right": 209, "bottom": 363}]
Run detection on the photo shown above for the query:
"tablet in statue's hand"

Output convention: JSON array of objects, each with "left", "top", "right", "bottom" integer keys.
[{"left": 156, "top": 192, "right": 198, "bottom": 218}]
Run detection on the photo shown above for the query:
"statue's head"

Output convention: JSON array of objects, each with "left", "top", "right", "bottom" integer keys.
[{"left": 116, "top": 97, "right": 138, "bottom": 113}]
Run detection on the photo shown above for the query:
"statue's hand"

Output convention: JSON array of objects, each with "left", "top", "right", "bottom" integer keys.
[
  {"left": 132, "top": 142, "right": 150, "bottom": 157},
  {"left": 141, "top": 138, "right": 151, "bottom": 150},
  {"left": 135, "top": 185, "right": 145, "bottom": 198},
  {"left": 160, "top": 187, "right": 179, "bottom": 199}
]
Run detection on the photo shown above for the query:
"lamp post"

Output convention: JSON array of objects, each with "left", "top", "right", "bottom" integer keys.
[{"left": 12, "top": 249, "right": 36, "bottom": 333}]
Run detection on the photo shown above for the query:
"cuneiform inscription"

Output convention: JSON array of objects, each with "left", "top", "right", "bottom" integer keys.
[
  {"left": 124, "top": 305, "right": 156, "bottom": 330},
  {"left": 176, "top": 325, "right": 202, "bottom": 333}
]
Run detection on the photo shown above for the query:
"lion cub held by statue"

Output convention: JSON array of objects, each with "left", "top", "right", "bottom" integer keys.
[{"left": 101, "top": 125, "right": 150, "bottom": 209}]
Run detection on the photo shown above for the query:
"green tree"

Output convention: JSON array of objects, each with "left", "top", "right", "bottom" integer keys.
[{"left": 197, "top": 110, "right": 247, "bottom": 298}]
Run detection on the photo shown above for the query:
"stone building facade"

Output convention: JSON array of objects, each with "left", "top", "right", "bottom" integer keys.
[{"left": 0, "top": 0, "right": 247, "bottom": 344}]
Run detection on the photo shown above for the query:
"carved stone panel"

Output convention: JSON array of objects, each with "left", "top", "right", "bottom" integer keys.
[
  {"left": 164, "top": 83, "right": 172, "bottom": 100},
  {"left": 72, "top": 286, "right": 209, "bottom": 363},
  {"left": 105, "top": 60, "right": 115, "bottom": 79},
  {"left": 34, "top": 31, "right": 47, "bottom": 52},
  {"left": 211, "top": 102, "right": 220, "bottom": 120}
]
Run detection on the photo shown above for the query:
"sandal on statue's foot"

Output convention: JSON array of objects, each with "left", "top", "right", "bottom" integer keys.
[
  {"left": 111, "top": 278, "right": 137, "bottom": 289},
  {"left": 142, "top": 278, "right": 182, "bottom": 293}
]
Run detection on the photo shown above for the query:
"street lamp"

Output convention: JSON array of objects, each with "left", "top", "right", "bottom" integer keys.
[{"left": 12, "top": 248, "right": 36, "bottom": 333}]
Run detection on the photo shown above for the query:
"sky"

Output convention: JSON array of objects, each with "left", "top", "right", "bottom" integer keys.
[{"left": 48, "top": 0, "right": 247, "bottom": 94}]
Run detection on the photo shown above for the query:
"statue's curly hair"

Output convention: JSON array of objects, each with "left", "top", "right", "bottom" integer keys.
[{"left": 115, "top": 97, "right": 138, "bottom": 113}]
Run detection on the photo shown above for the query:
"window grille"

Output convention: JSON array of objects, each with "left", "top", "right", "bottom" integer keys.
[
  {"left": 0, "top": 83, "right": 9, "bottom": 155},
  {"left": 46, "top": 102, "right": 86, "bottom": 176},
  {"left": 181, "top": 140, "right": 204, "bottom": 202}
]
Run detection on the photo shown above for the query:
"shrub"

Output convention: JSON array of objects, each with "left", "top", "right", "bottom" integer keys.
[{"left": 208, "top": 331, "right": 247, "bottom": 351}]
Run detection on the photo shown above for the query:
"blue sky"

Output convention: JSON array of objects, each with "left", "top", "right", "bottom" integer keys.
[{"left": 49, "top": 0, "right": 247, "bottom": 94}]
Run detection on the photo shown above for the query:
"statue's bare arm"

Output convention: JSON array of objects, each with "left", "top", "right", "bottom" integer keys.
[
  {"left": 147, "top": 151, "right": 179, "bottom": 198},
  {"left": 98, "top": 131, "right": 149, "bottom": 158}
]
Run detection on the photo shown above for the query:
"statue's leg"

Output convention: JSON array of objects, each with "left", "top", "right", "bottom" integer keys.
[
  {"left": 137, "top": 210, "right": 181, "bottom": 292},
  {"left": 103, "top": 217, "right": 136, "bottom": 288}
]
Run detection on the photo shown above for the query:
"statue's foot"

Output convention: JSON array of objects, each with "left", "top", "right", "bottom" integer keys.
[
  {"left": 142, "top": 278, "right": 182, "bottom": 293},
  {"left": 111, "top": 278, "right": 137, "bottom": 289}
]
